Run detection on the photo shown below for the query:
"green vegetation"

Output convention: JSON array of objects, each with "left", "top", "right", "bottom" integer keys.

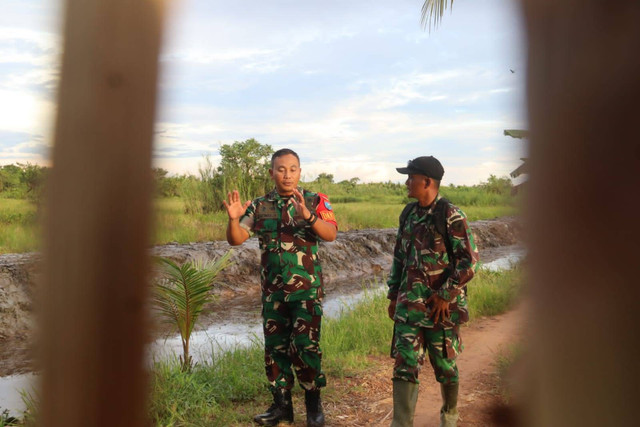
[
  {"left": 467, "top": 266, "right": 524, "bottom": 318},
  {"left": 3, "top": 266, "right": 522, "bottom": 425},
  {"left": 0, "top": 163, "right": 47, "bottom": 202},
  {"left": 421, "top": 1, "right": 454, "bottom": 31},
  {"left": 0, "top": 174, "right": 519, "bottom": 253},
  {"left": 0, "top": 140, "right": 520, "bottom": 254},
  {"left": 180, "top": 139, "right": 273, "bottom": 215},
  {"left": 0, "top": 198, "right": 41, "bottom": 254},
  {"left": 148, "top": 266, "right": 523, "bottom": 425},
  {"left": 153, "top": 253, "right": 232, "bottom": 372},
  {"left": 0, "top": 409, "right": 19, "bottom": 427}
]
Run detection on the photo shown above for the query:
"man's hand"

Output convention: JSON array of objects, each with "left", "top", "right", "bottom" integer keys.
[
  {"left": 426, "top": 294, "right": 450, "bottom": 324},
  {"left": 388, "top": 300, "right": 397, "bottom": 320},
  {"left": 292, "top": 188, "right": 311, "bottom": 220},
  {"left": 222, "top": 190, "right": 251, "bottom": 220}
]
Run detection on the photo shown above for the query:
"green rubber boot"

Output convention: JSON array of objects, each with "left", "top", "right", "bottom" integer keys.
[
  {"left": 391, "top": 379, "right": 419, "bottom": 427},
  {"left": 439, "top": 382, "right": 459, "bottom": 427}
]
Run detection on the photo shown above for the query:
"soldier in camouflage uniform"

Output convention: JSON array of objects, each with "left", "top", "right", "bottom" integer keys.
[
  {"left": 224, "top": 148, "right": 337, "bottom": 427},
  {"left": 387, "top": 156, "right": 478, "bottom": 427}
]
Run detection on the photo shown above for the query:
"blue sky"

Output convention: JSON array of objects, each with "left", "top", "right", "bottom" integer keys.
[{"left": 0, "top": 0, "right": 527, "bottom": 185}]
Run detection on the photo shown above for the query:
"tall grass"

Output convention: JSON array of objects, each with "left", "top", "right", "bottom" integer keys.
[
  {"left": 3, "top": 267, "right": 523, "bottom": 425},
  {"left": 332, "top": 203, "right": 404, "bottom": 230},
  {"left": 467, "top": 266, "right": 524, "bottom": 318},
  {"left": 149, "top": 341, "right": 266, "bottom": 426},
  {"left": 149, "top": 266, "right": 523, "bottom": 425},
  {"left": 153, "top": 198, "right": 228, "bottom": 244},
  {"left": 0, "top": 198, "right": 40, "bottom": 253},
  {"left": 0, "top": 182, "right": 520, "bottom": 253}
]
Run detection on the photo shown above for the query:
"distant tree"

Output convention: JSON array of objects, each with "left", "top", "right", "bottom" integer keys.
[
  {"left": 0, "top": 164, "right": 22, "bottom": 193},
  {"left": 181, "top": 139, "right": 274, "bottom": 214},
  {"left": 17, "top": 163, "right": 46, "bottom": 195},
  {"left": 480, "top": 174, "right": 513, "bottom": 195},
  {"left": 338, "top": 177, "right": 360, "bottom": 190},
  {"left": 152, "top": 167, "right": 169, "bottom": 181},
  {"left": 152, "top": 167, "right": 182, "bottom": 197},
  {"left": 218, "top": 138, "right": 273, "bottom": 181},
  {"left": 315, "top": 173, "right": 334, "bottom": 184},
  {"left": 0, "top": 163, "right": 48, "bottom": 201}
]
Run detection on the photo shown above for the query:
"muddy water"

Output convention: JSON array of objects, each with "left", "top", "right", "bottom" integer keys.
[
  {"left": 148, "top": 244, "right": 524, "bottom": 361},
  {"left": 0, "top": 217, "right": 524, "bottom": 415},
  {"left": 0, "top": 245, "right": 524, "bottom": 416}
]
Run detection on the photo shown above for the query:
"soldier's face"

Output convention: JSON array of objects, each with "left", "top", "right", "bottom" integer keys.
[
  {"left": 270, "top": 154, "right": 301, "bottom": 196},
  {"left": 406, "top": 174, "right": 429, "bottom": 199}
]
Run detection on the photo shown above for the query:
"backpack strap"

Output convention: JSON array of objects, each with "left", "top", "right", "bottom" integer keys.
[
  {"left": 433, "top": 197, "right": 468, "bottom": 295},
  {"left": 433, "top": 197, "right": 453, "bottom": 260},
  {"left": 399, "top": 201, "right": 418, "bottom": 232}
]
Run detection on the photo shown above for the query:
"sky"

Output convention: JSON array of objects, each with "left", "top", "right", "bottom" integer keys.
[{"left": 0, "top": 0, "right": 527, "bottom": 186}]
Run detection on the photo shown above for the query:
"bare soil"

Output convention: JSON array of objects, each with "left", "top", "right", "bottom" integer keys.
[{"left": 302, "top": 302, "right": 529, "bottom": 426}]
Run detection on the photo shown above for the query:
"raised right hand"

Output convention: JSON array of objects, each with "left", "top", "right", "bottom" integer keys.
[{"left": 222, "top": 190, "right": 251, "bottom": 220}]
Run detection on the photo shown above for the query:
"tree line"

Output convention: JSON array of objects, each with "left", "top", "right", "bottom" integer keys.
[
  {"left": 0, "top": 163, "right": 48, "bottom": 201},
  {"left": 1, "top": 138, "right": 515, "bottom": 211}
]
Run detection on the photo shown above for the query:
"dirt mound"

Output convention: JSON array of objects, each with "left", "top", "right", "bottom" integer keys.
[
  {"left": 0, "top": 216, "right": 523, "bottom": 376},
  {"left": 470, "top": 216, "right": 522, "bottom": 248}
]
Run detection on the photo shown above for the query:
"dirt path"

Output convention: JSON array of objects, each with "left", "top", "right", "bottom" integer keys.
[
  {"left": 412, "top": 303, "right": 528, "bottom": 426},
  {"left": 320, "top": 302, "right": 528, "bottom": 426}
]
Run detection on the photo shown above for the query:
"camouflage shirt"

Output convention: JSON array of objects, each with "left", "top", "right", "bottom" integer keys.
[
  {"left": 387, "top": 194, "right": 478, "bottom": 328},
  {"left": 239, "top": 187, "right": 337, "bottom": 303}
]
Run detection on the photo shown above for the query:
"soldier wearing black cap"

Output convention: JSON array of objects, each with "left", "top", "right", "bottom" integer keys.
[{"left": 387, "top": 156, "right": 478, "bottom": 427}]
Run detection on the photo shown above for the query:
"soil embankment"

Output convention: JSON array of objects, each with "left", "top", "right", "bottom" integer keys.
[{"left": 0, "top": 216, "right": 522, "bottom": 376}]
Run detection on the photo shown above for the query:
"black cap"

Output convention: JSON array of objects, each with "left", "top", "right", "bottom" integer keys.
[{"left": 396, "top": 156, "right": 444, "bottom": 180}]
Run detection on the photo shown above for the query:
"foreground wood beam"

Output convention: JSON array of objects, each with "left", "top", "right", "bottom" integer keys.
[
  {"left": 523, "top": 0, "right": 640, "bottom": 425},
  {"left": 40, "top": 0, "right": 165, "bottom": 425}
]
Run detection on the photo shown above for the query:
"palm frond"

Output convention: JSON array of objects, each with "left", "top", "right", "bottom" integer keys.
[
  {"left": 152, "top": 251, "right": 233, "bottom": 371},
  {"left": 421, "top": 0, "right": 454, "bottom": 32}
]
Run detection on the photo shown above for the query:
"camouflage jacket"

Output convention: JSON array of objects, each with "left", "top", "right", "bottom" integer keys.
[
  {"left": 387, "top": 194, "right": 478, "bottom": 328},
  {"left": 239, "top": 187, "right": 335, "bottom": 302}
]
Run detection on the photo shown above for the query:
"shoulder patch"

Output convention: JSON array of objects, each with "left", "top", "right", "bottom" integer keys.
[{"left": 324, "top": 200, "right": 332, "bottom": 211}]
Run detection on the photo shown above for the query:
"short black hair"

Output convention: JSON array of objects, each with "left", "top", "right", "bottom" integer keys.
[{"left": 271, "top": 148, "right": 300, "bottom": 168}]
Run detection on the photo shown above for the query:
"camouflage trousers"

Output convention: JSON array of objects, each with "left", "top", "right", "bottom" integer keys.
[
  {"left": 262, "top": 299, "right": 326, "bottom": 391},
  {"left": 391, "top": 322, "right": 463, "bottom": 384}
]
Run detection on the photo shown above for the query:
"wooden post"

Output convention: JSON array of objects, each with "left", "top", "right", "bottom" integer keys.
[
  {"left": 523, "top": 0, "right": 640, "bottom": 425},
  {"left": 40, "top": 0, "right": 165, "bottom": 425}
]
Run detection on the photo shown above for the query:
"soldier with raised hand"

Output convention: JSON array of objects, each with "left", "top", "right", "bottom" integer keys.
[
  {"left": 224, "top": 148, "right": 337, "bottom": 427},
  {"left": 387, "top": 156, "right": 478, "bottom": 427}
]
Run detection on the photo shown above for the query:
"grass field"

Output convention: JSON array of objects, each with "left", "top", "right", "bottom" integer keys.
[
  {"left": 0, "top": 198, "right": 41, "bottom": 254},
  {"left": 0, "top": 181, "right": 520, "bottom": 254},
  {"left": 4, "top": 265, "right": 524, "bottom": 425},
  {"left": 146, "top": 266, "right": 524, "bottom": 426}
]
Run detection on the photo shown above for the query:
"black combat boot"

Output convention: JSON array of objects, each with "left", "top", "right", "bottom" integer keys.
[
  {"left": 253, "top": 388, "right": 294, "bottom": 426},
  {"left": 304, "top": 389, "right": 325, "bottom": 427}
]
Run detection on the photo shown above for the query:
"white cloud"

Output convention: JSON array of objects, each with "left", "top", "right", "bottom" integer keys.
[
  {"left": 0, "top": 89, "right": 55, "bottom": 135},
  {"left": 0, "top": 27, "right": 60, "bottom": 66},
  {"left": 1, "top": 0, "right": 527, "bottom": 188}
]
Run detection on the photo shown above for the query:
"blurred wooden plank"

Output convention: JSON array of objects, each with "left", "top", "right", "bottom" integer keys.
[
  {"left": 40, "top": 0, "right": 165, "bottom": 425},
  {"left": 523, "top": 0, "right": 640, "bottom": 425}
]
